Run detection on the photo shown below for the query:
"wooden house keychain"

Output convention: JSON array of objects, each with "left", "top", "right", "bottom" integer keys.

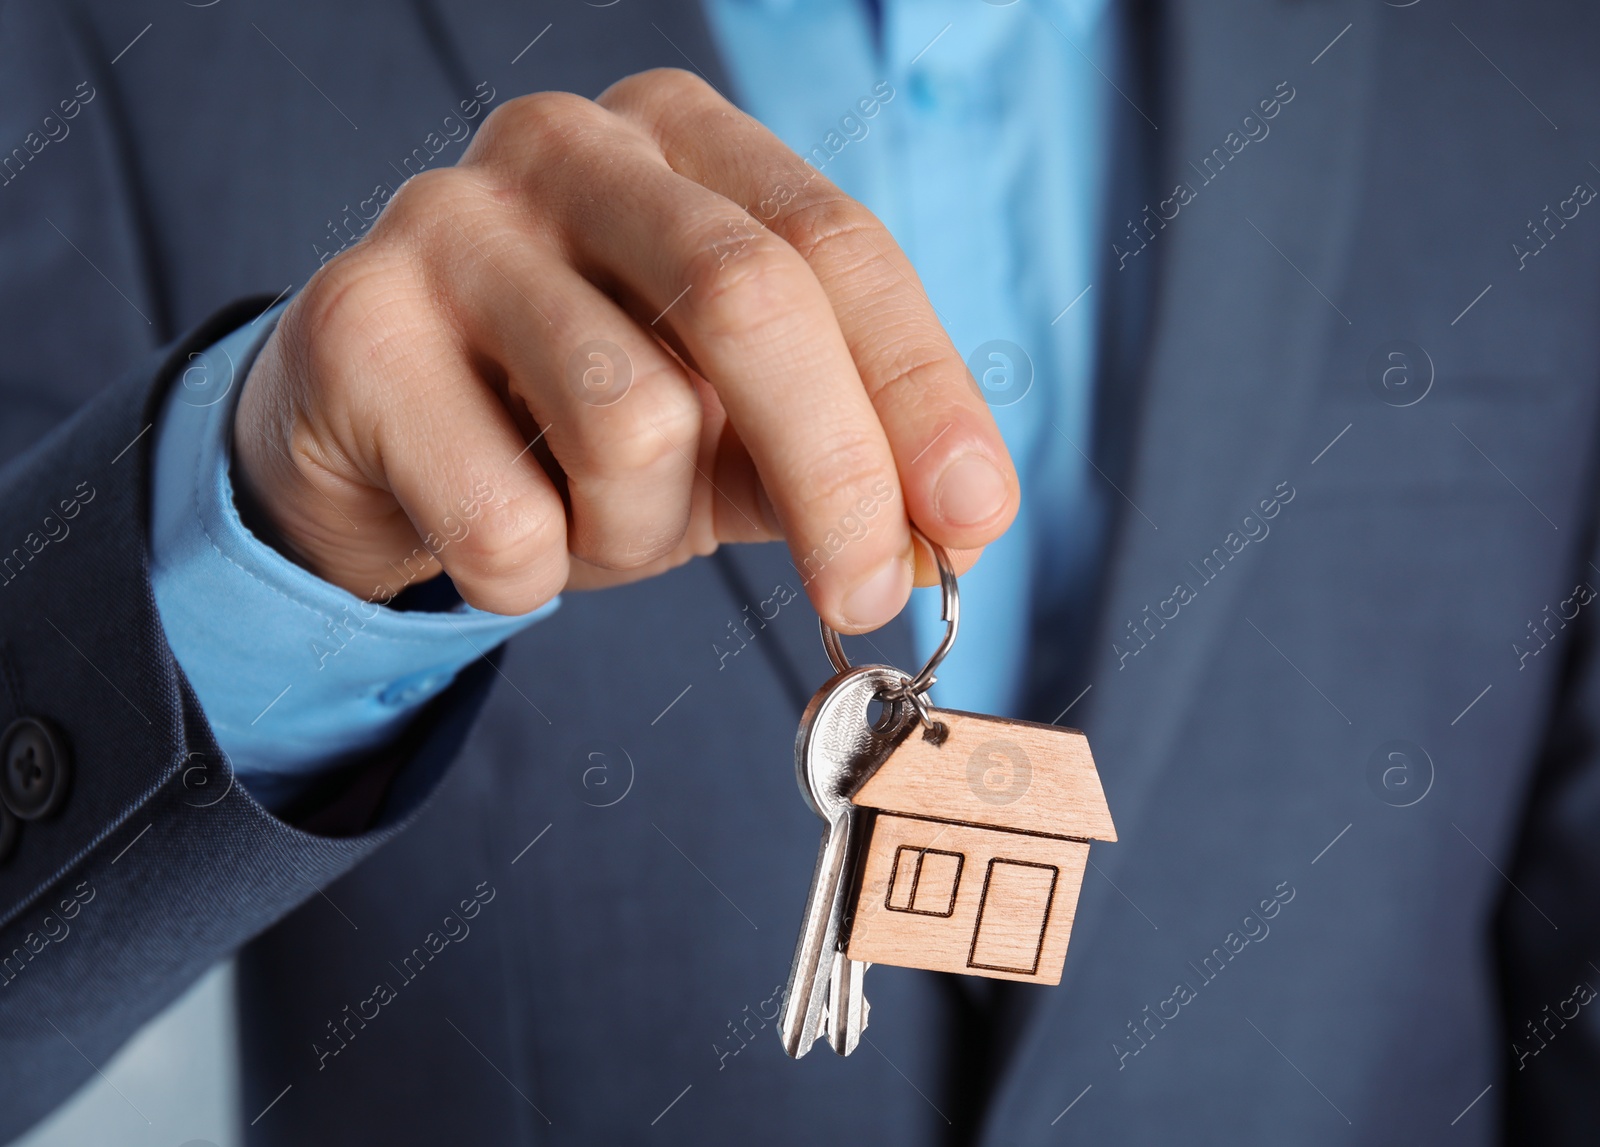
[{"left": 779, "top": 537, "right": 1117, "bottom": 1058}]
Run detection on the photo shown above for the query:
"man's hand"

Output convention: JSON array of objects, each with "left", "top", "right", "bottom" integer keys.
[{"left": 234, "top": 69, "right": 1018, "bottom": 633}]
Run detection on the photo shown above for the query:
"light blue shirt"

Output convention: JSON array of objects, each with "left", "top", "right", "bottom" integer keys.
[
  {"left": 702, "top": 0, "right": 1113, "bottom": 713},
  {"left": 148, "top": 0, "right": 1114, "bottom": 807}
]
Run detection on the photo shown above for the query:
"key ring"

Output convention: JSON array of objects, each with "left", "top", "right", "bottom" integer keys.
[{"left": 819, "top": 529, "right": 959, "bottom": 731}]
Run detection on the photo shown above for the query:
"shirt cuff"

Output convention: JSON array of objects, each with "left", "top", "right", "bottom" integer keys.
[{"left": 148, "top": 303, "right": 558, "bottom": 809}]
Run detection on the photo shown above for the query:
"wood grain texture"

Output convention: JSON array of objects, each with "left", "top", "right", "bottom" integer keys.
[
  {"left": 850, "top": 709, "right": 1116, "bottom": 841},
  {"left": 845, "top": 814, "right": 1090, "bottom": 985}
]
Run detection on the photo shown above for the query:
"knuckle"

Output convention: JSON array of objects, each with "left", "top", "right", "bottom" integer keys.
[
  {"left": 861, "top": 341, "right": 954, "bottom": 406},
  {"left": 797, "top": 437, "right": 897, "bottom": 522},
  {"left": 572, "top": 370, "right": 701, "bottom": 478},
  {"left": 454, "top": 548, "right": 567, "bottom": 614},
  {"left": 685, "top": 232, "right": 813, "bottom": 341},
  {"left": 380, "top": 166, "right": 475, "bottom": 232},
  {"left": 288, "top": 254, "right": 413, "bottom": 387},
  {"left": 602, "top": 67, "right": 715, "bottom": 113},
  {"left": 781, "top": 194, "right": 885, "bottom": 267},
  {"left": 574, "top": 517, "right": 689, "bottom": 572},
  {"left": 643, "top": 67, "right": 715, "bottom": 99},
  {"left": 477, "top": 91, "right": 608, "bottom": 161},
  {"left": 447, "top": 490, "right": 564, "bottom": 586}
]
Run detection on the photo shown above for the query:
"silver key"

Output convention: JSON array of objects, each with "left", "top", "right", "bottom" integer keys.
[{"left": 779, "top": 664, "right": 909, "bottom": 1058}]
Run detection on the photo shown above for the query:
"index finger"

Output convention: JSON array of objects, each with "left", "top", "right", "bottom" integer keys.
[{"left": 600, "top": 71, "right": 1021, "bottom": 575}]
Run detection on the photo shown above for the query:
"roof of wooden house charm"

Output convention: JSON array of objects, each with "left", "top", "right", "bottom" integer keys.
[{"left": 844, "top": 709, "right": 1116, "bottom": 984}]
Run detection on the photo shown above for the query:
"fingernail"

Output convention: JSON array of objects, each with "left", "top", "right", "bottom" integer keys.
[
  {"left": 840, "top": 557, "right": 912, "bottom": 631},
  {"left": 935, "top": 453, "right": 1007, "bottom": 529}
]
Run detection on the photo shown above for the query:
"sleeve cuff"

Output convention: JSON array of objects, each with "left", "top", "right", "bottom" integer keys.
[{"left": 148, "top": 304, "right": 557, "bottom": 807}]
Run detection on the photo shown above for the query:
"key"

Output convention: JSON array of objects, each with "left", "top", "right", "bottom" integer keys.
[
  {"left": 779, "top": 664, "right": 910, "bottom": 1058},
  {"left": 775, "top": 536, "right": 1117, "bottom": 1057},
  {"left": 824, "top": 948, "right": 870, "bottom": 1055}
]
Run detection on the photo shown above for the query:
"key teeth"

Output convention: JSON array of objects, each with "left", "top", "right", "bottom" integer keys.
[
  {"left": 833, "top": 995, "right": 870, "bottom": 1057},
  {"left": 783, "top": 1020, "right": 825, "bottom": 1060},
  {"left": 859, "top": 960, "right": 871, "bottom": 1037},
  {"left": 823, "top": 956, "right": 871, "bottom": 1057}
]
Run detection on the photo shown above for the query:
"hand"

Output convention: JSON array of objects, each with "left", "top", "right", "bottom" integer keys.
[{"left": 234, "top": 69, "right": 1018, "bottom": 633}]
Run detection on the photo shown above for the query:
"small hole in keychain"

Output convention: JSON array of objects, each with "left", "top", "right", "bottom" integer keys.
[{"left": 819, "top": 528, "right": 959, "bottom": 746}]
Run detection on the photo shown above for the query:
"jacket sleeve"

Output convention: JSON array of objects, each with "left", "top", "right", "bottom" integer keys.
[
  {"left": 0, "top": 304, "right": 502, "bottom": 1139},
  {"left": 0, "top": 6, "right": 508, "bottom": 1134}
]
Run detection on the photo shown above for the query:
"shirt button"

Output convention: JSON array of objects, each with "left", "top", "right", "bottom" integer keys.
[
  {"left": 907, "top": 69, "right": 942, "bottom": 111},
  {"left": 1, "top": 717, "right": 72, "bottom": 820},
  {"left": 378, "top": 673, "right": 448, "bottom": 707},
  {"left": 906, "top": 68, "right": 975, "bottom": 114}
]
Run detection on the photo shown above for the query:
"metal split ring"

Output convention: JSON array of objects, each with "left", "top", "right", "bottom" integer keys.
[{"left": 819, "top": 530, "right": 959, "bottom": 729}]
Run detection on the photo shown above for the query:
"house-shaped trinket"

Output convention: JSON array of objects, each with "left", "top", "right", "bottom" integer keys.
[{"left": 844, "top": 709, "right": 1116, "bottom": 984}]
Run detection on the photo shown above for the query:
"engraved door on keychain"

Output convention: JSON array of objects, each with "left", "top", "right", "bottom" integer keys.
[{"left": 779, "top": 537, "right": 1117, "bottom": 1059}]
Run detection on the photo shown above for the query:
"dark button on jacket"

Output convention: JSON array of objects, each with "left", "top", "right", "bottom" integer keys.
[{"left": 1, "top": 717, "right": 71, "bottom": 822}]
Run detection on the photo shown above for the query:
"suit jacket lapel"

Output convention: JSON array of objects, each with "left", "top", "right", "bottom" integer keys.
[
  {"left": 1076, "top": 0, "right": 1376, "bottom": 892},
  {"left": 990, "top": 0, "right": 1378, "bottom": 1121}
]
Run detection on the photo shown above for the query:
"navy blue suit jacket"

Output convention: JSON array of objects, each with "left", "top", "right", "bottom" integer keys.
[{"left": 3, "top": 1, "right": 1599, "bottom": 1143}]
